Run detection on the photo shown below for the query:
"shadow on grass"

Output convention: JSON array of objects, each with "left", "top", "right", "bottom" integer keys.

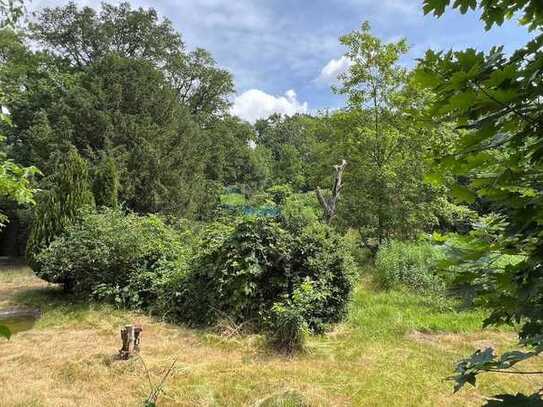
[
  {"left": 13, "top": 284, "right": 87, "bottom": 311},
  {"left": 9, "top": 284, "right": 132, "bottom": 330}
]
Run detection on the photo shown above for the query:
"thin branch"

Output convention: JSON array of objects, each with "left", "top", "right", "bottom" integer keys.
[
  {"left": 136, "top": 354, "right": 155, "bottom": 394},
  {"left": 149, "top": 358, "right": 177, "bottom": 402}
]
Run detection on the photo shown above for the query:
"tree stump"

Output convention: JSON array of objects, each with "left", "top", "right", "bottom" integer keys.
[{"left": 119, "top": 324, "right": 143, "bottom": 360}]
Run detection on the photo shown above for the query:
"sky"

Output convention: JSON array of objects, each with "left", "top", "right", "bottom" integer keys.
[{"left": 31, "top": 0, "right": 535, "bottom": 123}]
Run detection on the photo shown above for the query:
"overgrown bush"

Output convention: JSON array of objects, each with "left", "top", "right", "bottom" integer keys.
[
  {"left": 33, "top": 201, "right": 355, "bottom": 351},
  {"left": 374, "top": 240, "right": 444, "bottom": 293},
  {"left": 164, "top": 217, "right": 356, "bottom": 336},
  {"left": 280, "top": 193, "right": 320, "bottom": 233},
  {"left": 34, "top": 208, "right": 191, "bottom": 305},
  {"left": 266, "top": 184, "right": 293, "bottom": 206}
]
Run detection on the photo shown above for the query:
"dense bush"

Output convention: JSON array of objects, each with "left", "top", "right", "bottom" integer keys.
[
  {"left": 280, "top": 193, "right": 320, "bottom": 233},
  {"left": 266, "top": 184, "right": 293, "bottom": 206},
  {"left": 33, "top": 203, "right": 355, "bottom": 350},
  {"left": 34, "top": 209, "right": 190, "bottom": 305},
  {"left": 374, "top": 240, "right": 444, "bottom": 293},
  {"left": 164, "top": 217, "right": 356, "bottom": 334}
]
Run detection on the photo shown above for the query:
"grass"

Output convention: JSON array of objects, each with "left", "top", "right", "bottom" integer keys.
[
  {"left": 1, "top": 265, "right": 542, "bottom": 406},
  {"left": 220, "top": 193, "right": 246, "bottom": 207}
]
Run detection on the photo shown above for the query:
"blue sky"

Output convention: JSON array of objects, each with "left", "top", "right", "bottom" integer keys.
[{"left": 32, "top": 0, "right": 534, "bottom": 122}]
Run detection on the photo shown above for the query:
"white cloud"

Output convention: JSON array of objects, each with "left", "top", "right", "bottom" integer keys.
[
  {"left": 231, "top": 89, "right": 308, "bottom": 123},
  {"left": 317, "top": 55, "right": 352, "bottom": 84}
]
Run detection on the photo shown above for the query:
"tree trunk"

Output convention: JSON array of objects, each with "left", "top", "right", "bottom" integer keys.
[{"left": 315, "top": 160, "right": 347, "bottom": 224}]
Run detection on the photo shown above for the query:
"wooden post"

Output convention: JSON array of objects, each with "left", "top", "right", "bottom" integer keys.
[
  {"left": 119, "top": 324, "right": 143, "bottom": 360},
  {"left": 316, "top": 160, "right": 347, "bottom": 224}
]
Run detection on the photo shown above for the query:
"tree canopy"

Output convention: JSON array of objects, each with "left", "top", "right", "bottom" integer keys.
[{"left": 419, "top": 0, "right": 543, "bottom": 396}]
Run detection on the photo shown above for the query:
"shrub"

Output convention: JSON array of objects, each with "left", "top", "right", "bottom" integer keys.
[
  {"left": 34, "top": 208, "right": 190, "bottom": 305},
  {"left": 280, "top": 193, "right": 320, "bottom": 233},
  {"left": 374, "top": 240, "right": 445, "bottom": 293},
  {"left": 266, "top": 280, "right": 322, "bottom": 353},
  {"left": 266, "top": 184, "right": 293, "bottom": 206},
  {"left": 164, "top": 216, "right": 356, "bottom": 334}
]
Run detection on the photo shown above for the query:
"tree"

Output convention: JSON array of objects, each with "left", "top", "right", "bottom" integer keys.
[
  {"left": 92, "top": 150, "right": 119, "bottom": 208},
  {"left": 254, "top": 114, "right": 318, "bottom": 191},
  {"left": 315, "top": 160, "right": 347, "bottom": 224},
  {"left": 0, "top": 0, "right": 24, "bottom": 28},
  {"left": 418, "top": 0, "right": 543, "bottom": 398},
  {"left": 26, "top": 147, "right": 94, "bottom": 271},
  {"left": 0, "top": 0, "right": 39, "bottom": 227},
  {"left": 1, "top": 0, "right": 34, "bottom": 340},
  {"left": 333, "top": 22, "right": 439, "bottom": 251},
  {"left": 0, "top": 3, "right": 238, "bottom": 218},
  {"left": 30, "top": 2, "right": 234, "bottom": 122},
  {"left": 0, "top": 135, "right": 39, "bottom": 227}
]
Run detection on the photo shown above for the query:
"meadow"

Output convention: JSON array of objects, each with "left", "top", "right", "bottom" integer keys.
[{"left": 1, "top": 264, "right": 540, "bottom": 407}]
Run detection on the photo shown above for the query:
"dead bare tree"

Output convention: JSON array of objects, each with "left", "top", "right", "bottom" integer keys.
[{"left": 315, "top": 160, "right": 347, "bottom": 224}]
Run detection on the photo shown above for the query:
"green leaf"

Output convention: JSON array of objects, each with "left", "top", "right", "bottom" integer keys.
[
  {"left": 0, "top": 324, "right": 11, "bottom": 340},
  {"left": 451, "top": 185, "right": 477, "bottom": 204},
  {"left": 413, "top": 68, "right": 441, "bottom": 88}
]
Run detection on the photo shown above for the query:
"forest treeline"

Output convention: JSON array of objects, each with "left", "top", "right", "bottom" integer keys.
[
  {"left": 1, "top": 0, "right": 542, "bottom": 402},
  {"left": 1, "top": 2, "right": 471, "bottom": 251}
]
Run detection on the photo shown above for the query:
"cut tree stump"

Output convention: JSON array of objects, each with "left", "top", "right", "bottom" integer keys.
[{"left": 119, "top": 324, "right": 143, "bottom": 360}]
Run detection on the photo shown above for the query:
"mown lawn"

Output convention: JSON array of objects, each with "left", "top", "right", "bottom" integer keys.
[{"left": 0, "top": 265, "right": 541, "bottom": 406}]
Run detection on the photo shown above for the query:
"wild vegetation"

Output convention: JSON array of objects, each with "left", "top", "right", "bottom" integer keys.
[{"left": 1, "top": 0, "right": 542, "bottom": 405}]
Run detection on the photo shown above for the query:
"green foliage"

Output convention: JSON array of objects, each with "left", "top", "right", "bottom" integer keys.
[
  {"left": 342, "top": 229, "right": 373, "bottom": 267},
  {"left": 0, "top": 2, "right": 243, "bottom": 219},
  {"left": 430, "top": 196, "right": 478, "bottom": 233},
  {"left": 451, "top": 347, "right": 540, "bottom": 393},
  {"left": 279, "top": 192, "right": 320, "bottom": 233},
  {"left": 266, "top": 184, "right": 293, "bottom": 206},
  {"left": 0, "top": 323, "right": 11, "bottom": 339},
  {"left": 34, "top": 208, "right": 188, "bottom": 305},
  {"left": 26, "top": 148, "right": 94, "bottom": 269},
  {"left": 375, "top": 240, "right": 445, "bottom": 293},
  {"left": 266, "top": 280, "right": 323, "bottom": 354},
  {"left": 254, "top": 114, "right": 318, "bottom": 190},
  {"left": 92, "top": 151, "right": 119, "bottom": 208},
  {"left": 325, "top": 22, "right": 449, "bottom": 250},
  {"left": 164, "top": 217, "right": 355, "bottom": 334},
  {"left": 220, "top": 192, "right": 246, "bottom": 207},
  {"left": 0, "top": 134, "right": 40, "bottom": 227},
  {"left": 336, "top": 20, "right": 408, "bottom": 108},
  {"left": 0, "top": 0, "right": 24, "bottom": 27},
  {"left": 423, "top": 0, "right": 543, "bottom": 31},
  {"left": 30, "top": 0, "right": 234, "bottom": 119},
  {"left": 417, "top": 0, "right": 543, "bottom": 396}
]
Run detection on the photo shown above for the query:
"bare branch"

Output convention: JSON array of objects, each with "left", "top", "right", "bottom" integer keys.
[{"left": 316, "top": 160, "right": 347, "bottom": 224}]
